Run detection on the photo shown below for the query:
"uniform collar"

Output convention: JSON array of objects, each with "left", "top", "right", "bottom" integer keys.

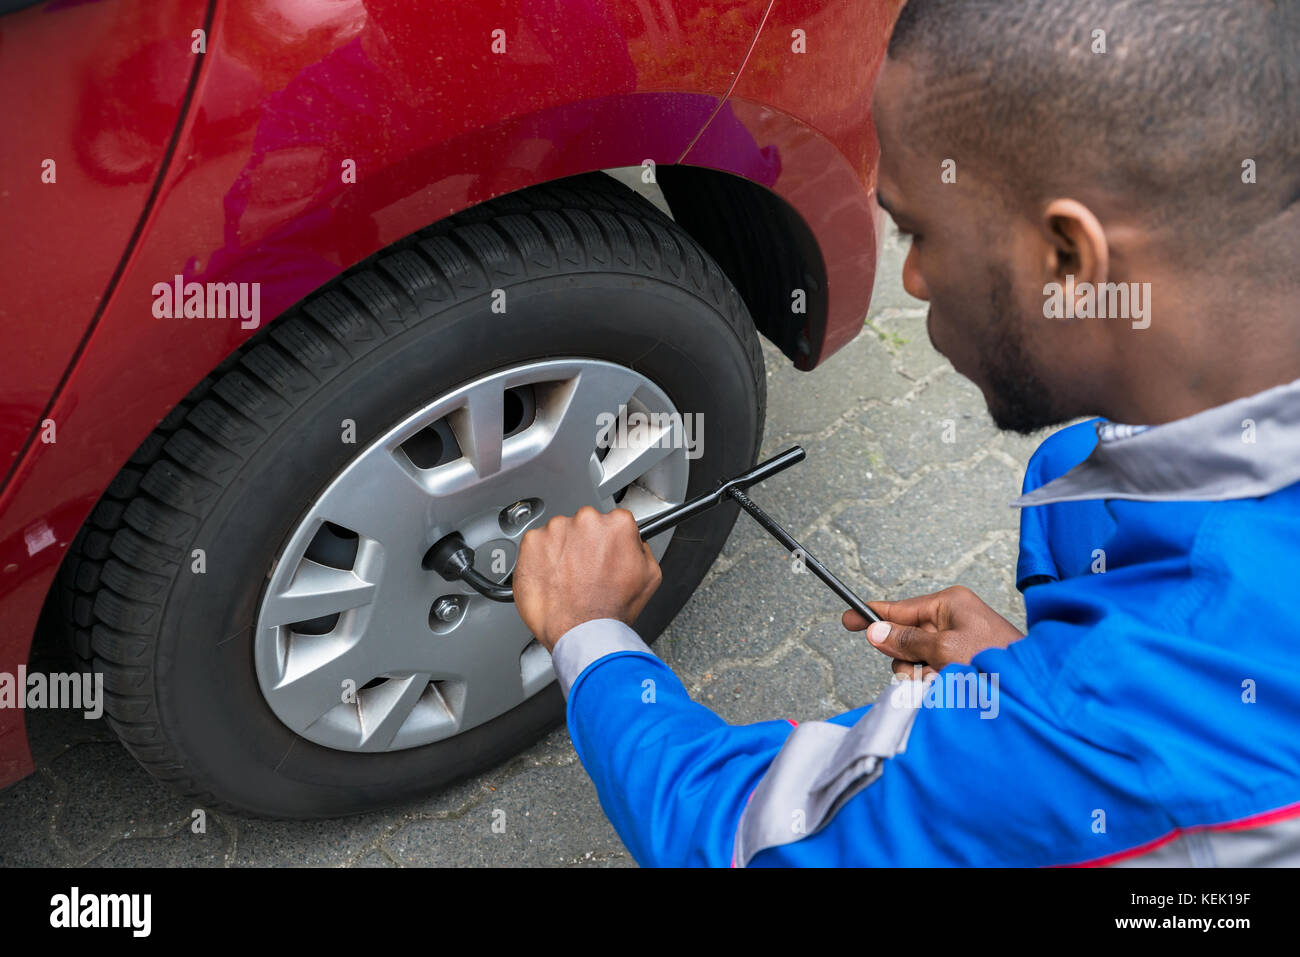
[{"left": 1013, "top": 377, "right": 1300, "bottom": 507}]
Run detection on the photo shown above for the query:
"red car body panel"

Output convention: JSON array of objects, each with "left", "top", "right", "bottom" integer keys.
[
  {"left": 0, "top": 0, "right": 207, "bottom": 484},
  {"left": 0, "top": 0, "right": 901, "bottom": 786},
  {"left": 684, "top": 0, "right": 896, "bottom": 360}
]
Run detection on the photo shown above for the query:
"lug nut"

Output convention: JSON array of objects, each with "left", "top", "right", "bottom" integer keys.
[
  {"left": 433, "top": 597, "right": 462, "bottom": 623},
  {"left": 496, "top": 498, "right": 543, "bottom": 537}
]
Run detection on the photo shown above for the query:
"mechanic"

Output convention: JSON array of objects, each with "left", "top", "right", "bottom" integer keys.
[{"left": 511, "top": 0, "right": 1300, "bottom": 866}]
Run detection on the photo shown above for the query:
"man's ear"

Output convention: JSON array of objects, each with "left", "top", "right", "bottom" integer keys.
[{"left": 1042, "top": 199, "right": 1109, "bottom": 286}]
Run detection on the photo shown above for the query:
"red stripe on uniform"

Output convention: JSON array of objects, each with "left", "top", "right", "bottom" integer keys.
[{"left": 1060, "top": 799, "right": 1300, "bottom": 867}]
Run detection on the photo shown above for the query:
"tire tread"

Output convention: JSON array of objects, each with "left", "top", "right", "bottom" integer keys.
[{"left": 56, "top": 172, "right": 765, "bottom": 815}]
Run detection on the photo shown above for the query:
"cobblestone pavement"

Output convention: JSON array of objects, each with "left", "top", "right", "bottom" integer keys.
[{"left": 0, "top": 220, "right": 1045, "bottom": 868}]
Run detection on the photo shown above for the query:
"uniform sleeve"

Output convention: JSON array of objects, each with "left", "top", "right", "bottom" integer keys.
[
  {"left": 554, "top": 619, "right": 806, "bottom": 867},
  {"left": 558, "top": 619, "right": 1168, "bottom": 867}
]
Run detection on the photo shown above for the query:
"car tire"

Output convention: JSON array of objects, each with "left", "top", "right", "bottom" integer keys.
[{"left": 56, "top": 172, "right": 766, "bottom": 817}]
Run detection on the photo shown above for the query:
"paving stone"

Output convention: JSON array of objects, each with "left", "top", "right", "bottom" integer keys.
[
  {"left": 47, "top": 741, "right": 195, "bottom": 864},
  {"left": 761, "top": 333, "right": 911, "bottom": 443},
  {"left": 564, "top": 850, "right": 635, "bottom": 867},
  {"left": 383, "top": 761, "right": 622, "bottom": 867},
  {"left": 0, "top": 772, "right": 60, "bottom": 866},
  {"left": 803, "top": 617, "right": 899, "bottom": 710},
  {"left": 695, "top": 642, "right": 843, "bottom": 725},
  {"left": 660, "top": 528, "right": 862, "bottom": 682},
  {"left": 351, "top": 850, "right": 397, "bottom": 868},
  {"left": 88, "top": 827, "right": 230, "bottom": 867},
  {"left": 745, "top": 427, "right": 894, "bottom": 537},
  {"left": 233, "top": 811, "right": 396, "bottom": 868},
  {"left": 833, "top": 456, "right": 1025, "bottom": 589},
  {"left": 868, "top": 308, "right": 949, "bottom": 382},
  {"left": 991, "top": 427, "right": 1047, "bottom": 469},
  {"left": 860, "top": 371, "right": 1001, "bottom": 479}
]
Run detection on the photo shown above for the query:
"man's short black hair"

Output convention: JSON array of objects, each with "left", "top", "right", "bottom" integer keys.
[{"left": 886, "top": 0, "right": 1300, "bottom": 259}]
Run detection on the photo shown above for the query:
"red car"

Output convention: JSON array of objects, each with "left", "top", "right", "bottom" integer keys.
[{"left": 0, "top": 0, "right": 899, "bottom": 816}]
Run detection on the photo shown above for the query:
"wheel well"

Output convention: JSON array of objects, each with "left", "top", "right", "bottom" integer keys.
[{"left": 655, "top": 165, "right": 827, "bottom": 371}]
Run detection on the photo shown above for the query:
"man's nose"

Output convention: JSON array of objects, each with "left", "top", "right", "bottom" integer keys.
[{"left": 902, "top": 242, "right": 930, "bottom": 301}]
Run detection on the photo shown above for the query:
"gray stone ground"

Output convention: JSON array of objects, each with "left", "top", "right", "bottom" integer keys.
[{"left": 0, "top": 199, "right": 1046, "bottom": 868}]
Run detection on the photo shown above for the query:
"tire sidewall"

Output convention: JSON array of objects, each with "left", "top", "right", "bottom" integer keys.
[{"left": 157, "top": 271, "right": 761, "bottom": 816}]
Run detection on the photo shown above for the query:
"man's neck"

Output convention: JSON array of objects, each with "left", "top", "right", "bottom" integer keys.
[{"left": 1099, "top": 313, "right": 1300, "bottom": 425}]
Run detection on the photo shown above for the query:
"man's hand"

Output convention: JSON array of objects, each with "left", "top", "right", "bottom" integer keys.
[
  {"left": 514, "top": 506, "right": 662, "bottom": 652},
  {"left": 842, "top": 585, "right": 1024, "bottom": 676}
]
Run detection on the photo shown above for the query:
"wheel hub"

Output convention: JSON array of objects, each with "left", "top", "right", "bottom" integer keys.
[{"left": 253, "top": 358, "right": 690, "bottom": 753}]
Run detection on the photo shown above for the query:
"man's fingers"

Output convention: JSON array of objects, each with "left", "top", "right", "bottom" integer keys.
[
  {"left": 844, "top": 595, "right": 945, "bottom": 633},
  {"left": 892, "top": 658, "right": 939, "bottom": 681},
  {"left": 842, "top": 608, "right": 872, "bottom": 631},
  {"left": 866, "top": 594, "right": 944, "bottom": 628},
  {"left": 640, "top": 540, "right": 663, "bottom": 587},
  {"left": 609, "top": 506, "right": 640, "bottom": 537},
  {"left": 866, "top": 619, "right": 937, "bottom": 663}
]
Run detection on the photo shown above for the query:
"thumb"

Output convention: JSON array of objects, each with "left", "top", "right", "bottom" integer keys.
[{"left": 865, "top": 619, "right": 936, "bottom": 664}]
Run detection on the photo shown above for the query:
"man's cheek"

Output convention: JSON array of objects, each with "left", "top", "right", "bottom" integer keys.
[{"left": 925, "top": 307, "right": 962, "bottom": 367}]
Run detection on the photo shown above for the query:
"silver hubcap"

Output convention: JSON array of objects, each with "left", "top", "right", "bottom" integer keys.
[{"left": 254, "top": 358, "right": 690, "bottom": 752}]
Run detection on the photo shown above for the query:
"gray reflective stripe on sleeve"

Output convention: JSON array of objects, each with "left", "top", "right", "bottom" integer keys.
[
  {"left": 550, "top": 618, "right": 655, "bottom": 701},
  {"left": 1108, "top": 812, "right": 1300, "bottom": 867},
  {"left": 733, "top": 678, "right": 925, "bottom": 867}
]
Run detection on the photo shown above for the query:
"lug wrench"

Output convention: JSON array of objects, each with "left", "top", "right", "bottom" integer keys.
[{"left": 425, "top": 446, "right": 881, "bottom": 625}]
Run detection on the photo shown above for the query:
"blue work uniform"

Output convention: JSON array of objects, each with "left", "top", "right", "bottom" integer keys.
[{"left": 549, "top": 379, "right": 1300, "bottom": 866}]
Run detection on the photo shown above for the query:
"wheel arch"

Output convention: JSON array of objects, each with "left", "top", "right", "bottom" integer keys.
[{"left": 656, "top": 164, "right": 829, "bottom": 369}]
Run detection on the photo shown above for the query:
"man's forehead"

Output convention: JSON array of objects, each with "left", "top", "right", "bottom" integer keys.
[
  {"left": 872, "top": 59, "right": 914, "bottom": 204},
  {"left": 871, "top": 57, "right": 913, "bottom": 137},
  {"left": 872, "top": 57, "right": 986, "bottom": 213}
]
